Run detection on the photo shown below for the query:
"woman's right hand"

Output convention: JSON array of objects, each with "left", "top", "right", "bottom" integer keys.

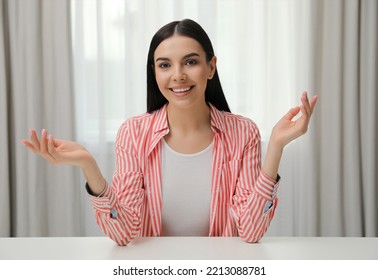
[
  {"left": 22, "top": 129, "right": 106, "bottom": 195},
  {"left": 21, "top": 129, "right": 93, "bottom": 168}
]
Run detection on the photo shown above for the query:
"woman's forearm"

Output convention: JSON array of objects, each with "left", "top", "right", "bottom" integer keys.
[
  {"left": 262, "top": 139, "right": 283, "bottom": 181},
  {"left": 80, "top": 156, "right": 106, "bottom": 196}
]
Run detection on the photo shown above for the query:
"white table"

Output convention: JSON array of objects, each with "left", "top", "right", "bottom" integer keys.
[{"left": 0, "top": 236, "right": 377, "bottom": 260}]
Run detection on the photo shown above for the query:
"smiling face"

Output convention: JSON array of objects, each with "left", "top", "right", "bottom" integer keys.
[{"left": 153, "top": 35, "right": 216, "bottom": 110}]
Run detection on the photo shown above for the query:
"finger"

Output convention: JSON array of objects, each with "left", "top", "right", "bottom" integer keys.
[
  {"left": 39, "top": 135, "right": 57, "bottom": 163},
  {"left": 300, "top": 94, "right": 318, "bottom": 120},
  {"left": 309, "top": 95, "right": 318, "bottom": 111},
  {"left": 22, "top": 137, "right": 56, "bottom": 163},
  {"left": 301, "top": 92, "right": 311, "bottom": 116},
  {"left": 40, "top": 129, "right": 48, "bottom": 154},
  {"left": 29, "top": 129, "right": 41, "bottom": 151},
  {"left": 47, "top": 135, "right": 58, "bottom": 162},
  {"left": 283, "top": 106, "right": 301, "bottom": 121},
  {"left": 21, "top": 140, "right": 37, "bottom": 152},
  {"left": 40, "top": 132, "right": 58, "bottom": 163}
]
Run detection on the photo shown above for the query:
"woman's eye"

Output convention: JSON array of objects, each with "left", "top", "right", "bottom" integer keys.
[
  {"left": 185, "top": 59, "right": 197, "bottom": 66},
  {"left": 158, "top": 63, "right": 170, "bottom": 69}
]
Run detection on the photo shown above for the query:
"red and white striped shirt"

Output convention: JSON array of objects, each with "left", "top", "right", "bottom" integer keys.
[{"left": 88, "top": 103, "right": 279, "bottom": 246}]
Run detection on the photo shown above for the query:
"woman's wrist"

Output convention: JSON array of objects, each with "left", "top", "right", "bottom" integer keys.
[
  {"left": 262, "top": 139, "right": 284, "bottom": 181},
  {"left": 80, "top": 156, "right": 106, "bottom": 196}
]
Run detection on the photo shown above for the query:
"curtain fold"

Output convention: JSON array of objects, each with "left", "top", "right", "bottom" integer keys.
[
  {"left": 283, "top": 0, "right": 377, "bottom": 237},
  {"left": 0, "top": 0, "right": 11, "bottom": 237},
  {"left": 359, "top": 0, "right": 378, "bottom": 236},
  {"left": 0, "top": 0, "right": 82, "bottom": 237},
  {"left": 314, "top": 0, "right": 377, "bottom": 237},
  {"left": 315, "top": 0, "right": 359, "bottom": 236}
]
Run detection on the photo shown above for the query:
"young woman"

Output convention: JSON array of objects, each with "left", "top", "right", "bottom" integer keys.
[{"left": 22, "top": 19, "right": 317, "bottom": 246}]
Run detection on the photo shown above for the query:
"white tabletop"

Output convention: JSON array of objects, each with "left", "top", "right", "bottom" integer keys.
[{"left": 0, "top": 236, "right": 377, "bottom": 260}]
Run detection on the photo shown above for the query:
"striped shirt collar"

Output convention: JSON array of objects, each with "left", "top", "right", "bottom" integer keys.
[{"left": 152, "top": 102, "right": 226, "bottom": 135}]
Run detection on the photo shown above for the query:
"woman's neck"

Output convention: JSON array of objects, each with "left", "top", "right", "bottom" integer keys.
[{"left": 166, "top": 102, "right": 211, "bottom": 133}]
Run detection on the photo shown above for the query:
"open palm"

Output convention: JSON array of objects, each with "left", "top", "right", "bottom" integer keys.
[{"left": 22, "top": 129, "right": 92, "bottom": 167}]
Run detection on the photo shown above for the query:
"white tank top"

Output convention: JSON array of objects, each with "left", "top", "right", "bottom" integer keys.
[{"left": 161, "top": 138, "right": 213, "bottom": 236}]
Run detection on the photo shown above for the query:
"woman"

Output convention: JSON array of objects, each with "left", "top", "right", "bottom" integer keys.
[{"left": 22, "top": 19, "right": 317, "bottom": 246}]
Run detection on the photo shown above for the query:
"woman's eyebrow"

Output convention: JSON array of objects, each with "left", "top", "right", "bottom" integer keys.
[{"left": 155, "top": 52, "right": 200, "bottom": 62}]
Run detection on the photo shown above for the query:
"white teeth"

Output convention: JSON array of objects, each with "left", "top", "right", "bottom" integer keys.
[{"left": 171, "top": 87, "right": 191, "bottom": 93}]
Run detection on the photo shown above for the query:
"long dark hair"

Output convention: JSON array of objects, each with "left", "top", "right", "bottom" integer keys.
[{"left": 146, "top": 19, "right": 231, "bottom": 113}]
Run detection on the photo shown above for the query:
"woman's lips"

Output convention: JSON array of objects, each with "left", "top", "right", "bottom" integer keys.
[{"left": 169, "top": 86, "right": 194, "bottom": 96}]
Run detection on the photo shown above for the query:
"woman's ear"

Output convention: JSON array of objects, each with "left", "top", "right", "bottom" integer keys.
[{"left": 208, "top": 56, "right": 217, "bottom": 79}]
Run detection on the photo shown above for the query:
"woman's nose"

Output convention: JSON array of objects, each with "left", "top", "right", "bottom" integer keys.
[{"left": 173, "top": 67, "right": 186, "bottom": 81}]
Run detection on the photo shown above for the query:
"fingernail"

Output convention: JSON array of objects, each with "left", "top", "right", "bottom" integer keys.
[{"left": 42, "top": 129, "right": 46, "bottom": 136}]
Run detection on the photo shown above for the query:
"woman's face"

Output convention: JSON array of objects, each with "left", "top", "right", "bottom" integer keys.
[{"left": 153, "top": 35, "right": 216, "bottom": 110}]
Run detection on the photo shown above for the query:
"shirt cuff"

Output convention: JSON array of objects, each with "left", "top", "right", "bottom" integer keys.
[
  {"left": 85, "top": 182, "right": 108, "bottom": 197},
  {"left": 255, "top": 170, "right": 280, "bottom": 200},
  {"left": 85, "top": 182, "right": 116, "bottom": 213}
]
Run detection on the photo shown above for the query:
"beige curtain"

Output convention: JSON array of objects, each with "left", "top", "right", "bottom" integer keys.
[
  {"left": 0, "top": 0, "right": 82, "bottom": 237},
  {"left": 0, "top": 0, "right": 11, "bottom": 236},
  {"left": 268, "top": 0, "right": 377, "bottom": 237},
  {"left": 313, "top": 0, "right": 377, "bottom": 236}
]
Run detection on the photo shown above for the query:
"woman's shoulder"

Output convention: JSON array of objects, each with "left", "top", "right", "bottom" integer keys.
[
  {"left": 212, "top": 106, "right": 260, "bottom": 133},
  {"left": 116, "top": 106, "right": 167, "bottom": 140},
  {"left": 115, "top": 109, "right": 164, "bottom": 149},
  {"left": 216, "top": 111, "right": 261, "bottom": 148},
  {"left": 120, "top": 107, "right": 164, "bottom": 130}
]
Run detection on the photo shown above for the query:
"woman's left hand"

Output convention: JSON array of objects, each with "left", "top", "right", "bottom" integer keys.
[{"left": 270, "top": 91, "right": 318, "bottom": 149}]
